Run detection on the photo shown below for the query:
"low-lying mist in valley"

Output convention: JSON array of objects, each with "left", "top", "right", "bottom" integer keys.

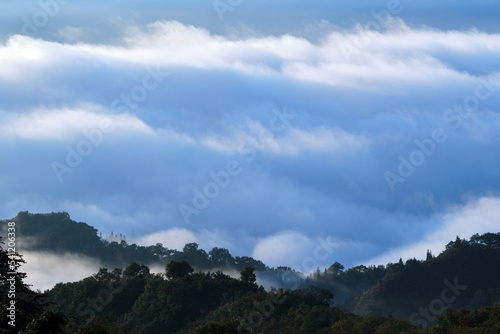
[{"left": 22, "top": 252, "right": 103, "bottom": 291}]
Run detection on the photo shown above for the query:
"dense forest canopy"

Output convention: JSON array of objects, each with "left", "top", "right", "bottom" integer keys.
[{"left": 0, "top": 211, "right": 499, "bottom": 333}]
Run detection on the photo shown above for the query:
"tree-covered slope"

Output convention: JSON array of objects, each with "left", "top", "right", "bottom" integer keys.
[
  {"left": 344, "top": 233, "right": 500, "bottom": 323},
  {"left": 1, "top": 211, "right": 500, "bottom": 333}
]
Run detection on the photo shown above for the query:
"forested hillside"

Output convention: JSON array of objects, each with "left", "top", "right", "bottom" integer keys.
[
  {"left": 344, "top": 234, "right": 500, "bottom": 322},
  {"left": 1, "top": 212, "right": 499, "bottom": 333}
]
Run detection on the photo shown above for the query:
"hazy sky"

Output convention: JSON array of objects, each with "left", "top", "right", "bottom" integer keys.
[{"left": 1, "top": 0, "right": 500, "bottom": 274}]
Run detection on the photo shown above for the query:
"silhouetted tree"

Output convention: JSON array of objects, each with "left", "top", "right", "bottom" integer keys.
[
  {"left": 123, "top": 262, "right": 150, "bottom": 278},
  {"left": 327, "top": 261, "right": 345, "bottom": 275},
  {"left": 165, "top": 260, "right": 194, "bottom": 279},
  {"left": 240, "top": 266, "right": 256, "bottom": 285},
  {"left": 208, "top": 247, "right": 235, "bottom": 267},
  {"left": 426, "top": 249, "right": 433, "bottom": 261}
]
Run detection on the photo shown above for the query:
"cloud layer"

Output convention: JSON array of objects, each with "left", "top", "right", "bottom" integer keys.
[
  {"left": 365, "top": 196, "right": 500, "bottom": 265},
  {"left": 22, "top": 252, "right": 102, "bottom": 291},
  {"left": 1, "top": 9, "right": 500, "bottom": 284}
]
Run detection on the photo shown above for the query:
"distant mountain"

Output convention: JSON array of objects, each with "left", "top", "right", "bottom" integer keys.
[
  {"left": 0, "top": 211, "right": 299, "bottom": 288},
  {"left": 1, "top": 211, "right": 268, "bottom": 270},
  {"left": 1, "top": 211, "right": 500, "bottom": 333}
]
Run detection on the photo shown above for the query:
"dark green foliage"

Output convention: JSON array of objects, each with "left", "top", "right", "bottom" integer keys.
[
  {"left": 165, "top": 260, "right": 194, "bottom": 279},
  {"left": 46, "top": 271, "right": 147, "bottom": 321},
  {"left": 124, "top": 270, "right": 259, "bottom": 333},
  {"left": 174, "top": 243, "right": 209, "bottom": 268},
  {"left": 208, "top": 247, "right": 235, "bottom": 267},
  {"left": 233, "top": 256, "right": 267, "bottom": 272},
  {"left": 423, "top": 299, "right": 500, "bottom": 333},
  {"left": 93, "top": 268, "right": 116, "bottom": 282},
  {"left": 19, "top": 310, "right": 67, "bottom": 334},
  {"left": 9, "top": 211, "right": 103, "bottom": 257},
  {"left": 0, "top": 212, "right": 273, "bottom": 275},
  {"left": 426, "top": 249, "right": 434, "bottom": 261},
  {"left": 2, "top": 212, "right": 500, "bottom": 333},
  {"left": 293, "top": 285, "right": 334, "bottom": 306},
  {"left": 309, "top": 262, "right": 387, "bottom": 304},
  {"left": 328, "top": 261, "right": 345, "bottom": 275},
  {"left": 470, "top": 232, "right": 500, "bottom": 249},
  {"left": 192, "top": 319, "right": 238, "bottom": 334},
  {"left": 73, "top": 314, "right": 133, "bottom": 334},
  {"left": 0, "top": 236, "right": 46, "bottom": 332},
  {"left": 79, "top": 318, "right": 108, "bottom": 334},
  {"left": 123, "top": 262, "right": 150, "bottom": 278},
  {"left": 346, "top": 233, "right": 500, "bottom": 320},
  {"left": 330, "top": 314, "right": 420, "bottom": 334},
  {"left": 239, "top": 266, "right": 256, "bottom": 285},
  {"left": 1, "top": 212, "right": 163, "bottom": 267}
]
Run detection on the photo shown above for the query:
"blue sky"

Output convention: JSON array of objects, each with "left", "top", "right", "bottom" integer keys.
[{"left": 1, "top": 0, "right": 500, "bottom": 278}]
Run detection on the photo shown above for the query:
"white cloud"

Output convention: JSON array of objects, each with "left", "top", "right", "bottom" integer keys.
[
  {"left": 136, "top": 227, "right": 344, "bottom": 272},
  {"left": 1, "top": 20, "right": 499, "bottom": 89},
  {"left": 58, "top": 26, "right": 99, "bottom": 42},
  {"left": 22, "top": 251, "right": 102, "bottom": 291},
  {"left": 134, "top": 228, "right": 241, "bottom": 253},
  {"left": 0, "top": 104, "right": 153, "bottom": 141},
  {"left": 364, "top": 196, "right": 500, "bottom": 265},
  {"left": 135, "top": 228, "right": 197, "bottom": 250},
  {"left": 202, "top": 123, "right": 368, "bottom": 155},
  {"left": 252, "top": 231, "right": 318, "bottom": 269},
  {"left": 1, "top": 16, "right": 499, "bottom": 285},
  {"left": 278, "top": 127, "right": 368, "bottom": 155}
]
